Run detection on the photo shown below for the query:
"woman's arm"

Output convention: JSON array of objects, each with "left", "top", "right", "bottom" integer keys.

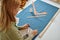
[{"left": 17, "top": 24, "right": 30, "bottom": 30}]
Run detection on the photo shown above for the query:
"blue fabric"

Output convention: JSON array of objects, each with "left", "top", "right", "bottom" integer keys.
[{"left": 16, "top": 0, "right": 59, "bottom": 39}]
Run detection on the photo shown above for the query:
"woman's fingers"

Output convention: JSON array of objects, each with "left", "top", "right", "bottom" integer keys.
[{"left": 32, "top": 30, "right": 38, "bottom": 36}]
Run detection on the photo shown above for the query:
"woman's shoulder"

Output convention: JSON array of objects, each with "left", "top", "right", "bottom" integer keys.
[
  {"left": 0, "top": 22, "right": 22, "bottom": 40},
  {"left": 9, "top": 22, "right": 18, "bottom": 30}
]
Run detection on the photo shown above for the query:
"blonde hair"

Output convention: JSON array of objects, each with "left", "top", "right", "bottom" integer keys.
[
  {"left": 0, "top": 0, "right": 28, "bottom": 31},
  {"left": 0, "top": 0, "right": 19, "bottom": 31}
]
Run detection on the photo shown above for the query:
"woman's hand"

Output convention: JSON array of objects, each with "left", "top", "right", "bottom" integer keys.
[
  {"left": 18, "top": 24, "right": 30, "bottom": 30},
  {"left": 31, "top": 30, "right": 38, "bottom": 36}
]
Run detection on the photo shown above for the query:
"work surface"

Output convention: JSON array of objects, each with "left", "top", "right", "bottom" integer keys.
[{"left": 16, "top": 0, "right": 60, "bottom": 40}]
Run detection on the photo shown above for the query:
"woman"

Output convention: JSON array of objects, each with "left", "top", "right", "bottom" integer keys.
[{"left": 0, "top": 0, "right": 37, "bottom": 40}]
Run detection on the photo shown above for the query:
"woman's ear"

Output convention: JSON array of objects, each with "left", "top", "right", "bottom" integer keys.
[{"left": 19, "top": 0, "right": 28, "bottom": 8}]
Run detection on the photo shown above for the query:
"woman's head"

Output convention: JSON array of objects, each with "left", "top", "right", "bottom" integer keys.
[{"left": 0, "top": 0, "right": 28, "bottom": 31}]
